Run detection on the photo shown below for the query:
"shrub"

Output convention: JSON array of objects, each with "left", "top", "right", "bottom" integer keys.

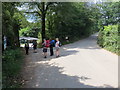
[
  {"left": 2, "top": 48, "right": 24, "bottom": 88},
  {"left": 97, "top": 24, "right": 119, "bottom": 55}
]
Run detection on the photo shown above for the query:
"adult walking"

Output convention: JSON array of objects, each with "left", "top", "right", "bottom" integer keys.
[
  {"left": 33, "top": 40, "right": 37, "bottom": 53},
  {"left": 25, "top": 41, "right": 29, "bottom": 55},
  {"left": 50, "top": 39, "right": 55, "bottom": 56},
  {"left": 55, "top": 38, "right": 61, "bottom": 58}
]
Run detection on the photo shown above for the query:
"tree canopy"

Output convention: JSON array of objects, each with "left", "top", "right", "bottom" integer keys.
[{"left": 2, "top": 2, "right": 119, "bottom": 49}]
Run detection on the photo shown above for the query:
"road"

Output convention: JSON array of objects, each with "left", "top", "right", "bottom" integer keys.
[{"left": 22, "top": 33, "right": 118, "bottom": 88}]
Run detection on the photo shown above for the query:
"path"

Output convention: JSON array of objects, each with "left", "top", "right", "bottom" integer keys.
[{"left": 22, "top": 33, "right": 118, "bottom": 88}]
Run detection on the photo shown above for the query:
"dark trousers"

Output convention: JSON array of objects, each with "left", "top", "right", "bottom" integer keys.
[
  {"left": 25, "top": 47, "right": 29, "bottom": 55},
  {"left": 50, "top": 47, "right": 54, "bottom": 56}
]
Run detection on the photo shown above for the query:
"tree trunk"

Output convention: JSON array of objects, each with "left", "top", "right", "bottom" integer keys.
[
  {"left": 2, "top": 35, "right": 4, "bottom": 52},
  {"left": 41, "top": 13, "right": 46, "bottom": 42},
  {"left": 13, "top": 24, "right": 20, "bottom": 48},
  {"left": 41, "top": 2, "right": 46, "bottom": 42},
  {"left": 14, "top": 30, "right": 20, "bottom": 48}
]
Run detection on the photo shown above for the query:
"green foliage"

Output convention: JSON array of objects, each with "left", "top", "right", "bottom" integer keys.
[
  {"left": 2, "top": 48, "right": 24, "bottom": 88},
  {"left": 15, "top": 2, "right": 103, "bottom": 45},
  {"left": 2, "top": 2, "right": 21, "bottom": 48},
  {"left": 97, "top": 25, "right": 119, "bottom": 55},
  {"left": 97, "top": 2, "right": 119, "bottom": 55},
  {"left": 13, "top": 12, "right": 30, "bottom": 29},
  {"left": 46, "top": 2, "right": 99, "bottom": 43},
  {"left": 19, "top": 27, "right": 30, "bottom": 36},
  {"left": 19, "top": 26, "right": 40, "bottom": 38},
  {"left": 37, "top": 32, "right": 42, "bottom": 48},
  {"left": 19, "top": 21, "right": 41, "bottom": 38},
  {"left": 97, "top": 2, "right": 119, "bottom": 26},
  {"left": 19, "top": 2, "right": 99, "bottom": 43}
]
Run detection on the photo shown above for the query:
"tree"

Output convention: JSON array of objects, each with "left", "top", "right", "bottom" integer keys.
[
  {"left": 98, "top": 2, "right": 119, "bottom": 26},
  {"left": 21, "top": 2, "right": 57, "bottom": 41},
  {"left": 18, "top": 2, "right": 100, "bottom": 43},
  {"left": 46, "top": 2, "right": 100, "bottom": 42},
  {"left": 2, "top": 2, "right": 21, "bottom": 49}
]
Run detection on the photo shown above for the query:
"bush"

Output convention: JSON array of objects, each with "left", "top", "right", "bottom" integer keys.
[
  {"left": 97, "top": 24, "right": 119, "bottom": 55},
  {"left": 2, "top": 48, "right": 24, "bottom": 88}
]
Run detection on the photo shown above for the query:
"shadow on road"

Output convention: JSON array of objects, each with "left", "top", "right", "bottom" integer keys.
[
  {"left": 58, "top": 33, "right": 100, "bottom": 57},
  {"left": 22, "top": 33, "right": 114, "bottom": 88},
  {"left": 24, "top": 33, "right": 100, "bottom": 60},
  {"left": 23, "top": 61, "right": 113, "bottom": 88}
]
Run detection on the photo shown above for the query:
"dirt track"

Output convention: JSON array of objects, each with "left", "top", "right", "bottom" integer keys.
[{"left": 22, "top": 33, "right": 118, "bottom": 88}]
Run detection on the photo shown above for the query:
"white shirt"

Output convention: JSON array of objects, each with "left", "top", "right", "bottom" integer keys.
[{"left": 55, "top": 41, "right": 60, "bottom": 48}]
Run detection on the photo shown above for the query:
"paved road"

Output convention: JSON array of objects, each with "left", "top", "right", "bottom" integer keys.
[{"left": 22, "top": 33, "right": 118, "bottom": 88}]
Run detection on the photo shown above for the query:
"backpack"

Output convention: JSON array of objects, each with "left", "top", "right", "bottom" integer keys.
[
  {"left": 50, "top": 40, "right": 55, "bottom": 47},
  {"left": 45, "top": 40, "right": 50, "bottom": 47},
  {"left": 59, "top": 41, "right": 62, "bottom": 47},
  {"left": 33, "top": 41, "right": 37, "bottom": 46}
]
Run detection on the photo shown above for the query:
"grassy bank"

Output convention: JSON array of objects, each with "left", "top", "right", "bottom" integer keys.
[{"left": 2, "top": 48, "right": 24, "bottom": 88}]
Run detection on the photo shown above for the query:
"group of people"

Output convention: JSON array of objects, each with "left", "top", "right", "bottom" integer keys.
[
  {"left": 42, "top": 38, "right": 61, "bottom": 58},
  {"left": 24, "top": 38, "right": 61, "bottom": 58}
]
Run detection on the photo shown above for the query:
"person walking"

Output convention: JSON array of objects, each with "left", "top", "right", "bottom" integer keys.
[
  {"left": 55, "top": 38, "right": 61, "bottom": 58},
  {"left": 33, "top": 40, "right": 37, "bottom": 53},
  {"left": 25, "top": 41, "right": 29, "bottom": 55},
  {"left": 50, "top": 39, "right": 55, "bottom": 56}
]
